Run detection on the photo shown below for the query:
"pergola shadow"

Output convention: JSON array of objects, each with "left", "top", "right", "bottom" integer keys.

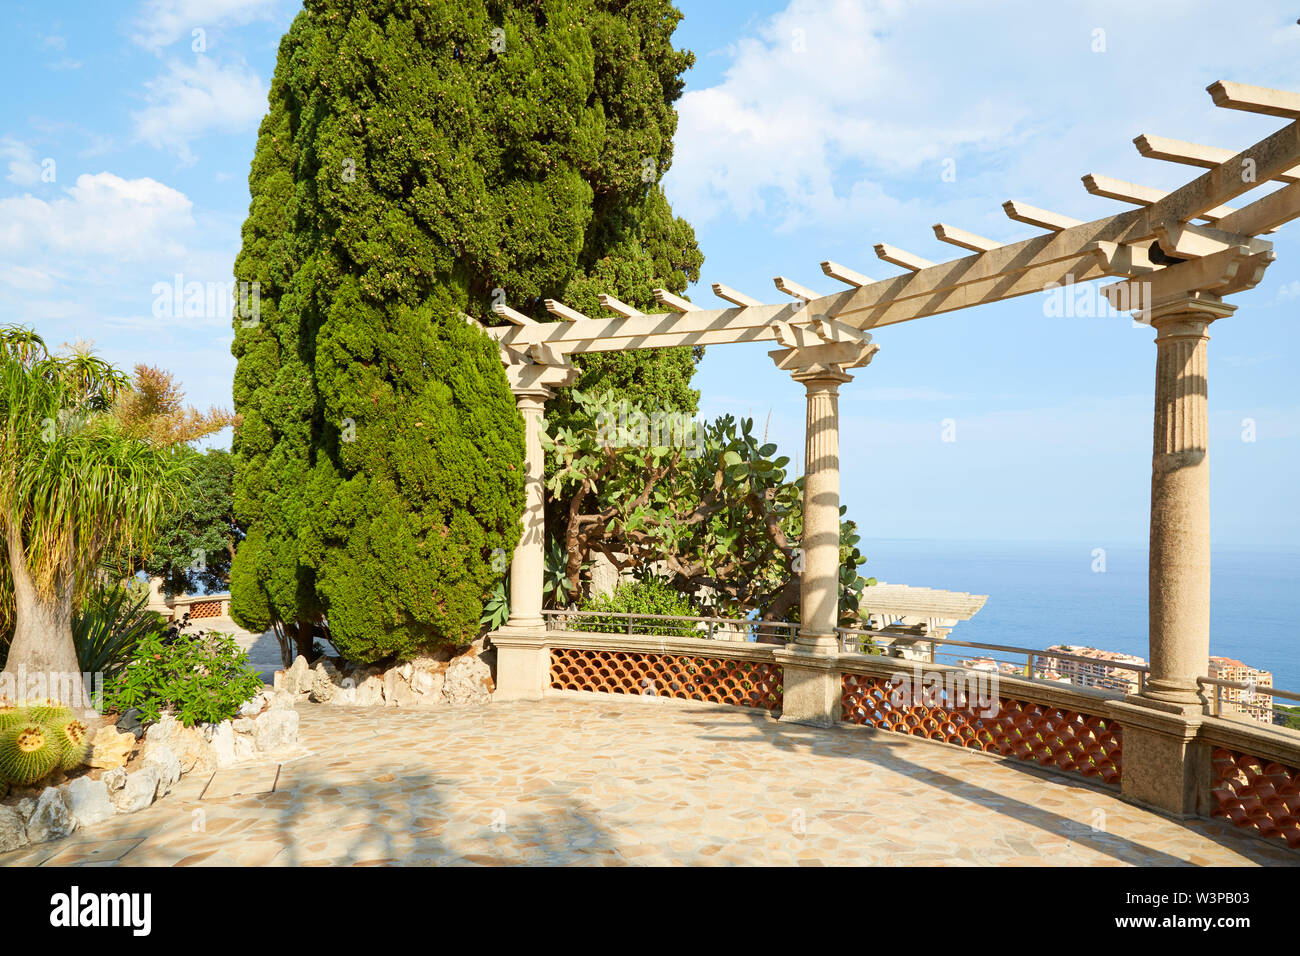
[{"left": 667, "top": 700, "right": 1297, "bottom": 866}]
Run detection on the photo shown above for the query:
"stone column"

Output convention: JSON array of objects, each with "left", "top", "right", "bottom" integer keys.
[
  {"left": 504, "top": 390, "right": 548, "bottom": 631},
  {"left": 768, "top": 337, "right": 876, "bottom": 726},
  {"left": 1110, "top": 294, "right": 1233, "bottom": 818},
  {"left": 1142, "top": 296, "right": 1234, "bottom": 709},
  {"left": 792, "top": 369, "right": 852, "bottom": 653},
  {"left": 493, "top": 360, "right": 577, "bottom": 702}
]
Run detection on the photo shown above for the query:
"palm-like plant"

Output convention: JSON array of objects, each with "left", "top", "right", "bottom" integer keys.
[{"left": 0, "top": 328, "right": 188, "bottom": 706}]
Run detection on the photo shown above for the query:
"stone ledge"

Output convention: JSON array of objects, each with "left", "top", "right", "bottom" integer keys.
[
  {"left": 0, "top": 692, "right": 300, "bottom": 855},
  {"left": 1199, "top": 714, "right": 1300, "bottom": 768}
]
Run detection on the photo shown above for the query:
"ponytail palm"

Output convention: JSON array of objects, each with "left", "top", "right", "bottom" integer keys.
[{"left": 0, "top": 328, "right": 186, "bottom": 706}]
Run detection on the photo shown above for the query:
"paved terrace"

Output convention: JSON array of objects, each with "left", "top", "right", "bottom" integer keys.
[{"left": 3, "top": 695, "right": 1296, "bottom": 866}]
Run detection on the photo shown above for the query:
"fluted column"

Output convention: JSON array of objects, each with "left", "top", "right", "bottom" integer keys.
[
  {"left": 1143, "top": 296, "right": 1235, "bottom": 709},
  {"left": 793, "top": 369, "right": 852, "bottom": 652},
  {"left": 504, "top": 390, "right": 549, "bottom": 631}
]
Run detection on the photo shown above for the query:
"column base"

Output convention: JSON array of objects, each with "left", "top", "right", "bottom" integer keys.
[
  {"left": 1106, "top": 699, "right": 1207, "bottom": 819},
  {"left": 489, "top": 627, "right": 550, "bottom": 702},
  {"left": 773, "top": 646, "right": 841, "bottom": 727}
]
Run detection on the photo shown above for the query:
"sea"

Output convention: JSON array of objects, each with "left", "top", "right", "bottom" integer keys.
[{"left": 861, "top": 538, "right": 1300, "bottom": 693}]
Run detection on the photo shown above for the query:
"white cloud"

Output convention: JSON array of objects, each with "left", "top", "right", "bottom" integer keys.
[
  {"left": 1276, "top": 280, "right": 1300, "bottom": 303},
  {"left": 0, "top": 172, "right": 194, "bottom": 260},
  {"left": 133, "top": 0, "right": 281, "bottom": 52},
  {"left": 132, "top": 57, "right": 267, "bottom": 163},
  {"left": 1, "top": 139, "right": 42, "bottom": 186},
  {"left": 665, "top": 0, "right": 1300, "bottom": 234},
  {"left": 0, "top": 266, "right": 57, "bottom": 293}
]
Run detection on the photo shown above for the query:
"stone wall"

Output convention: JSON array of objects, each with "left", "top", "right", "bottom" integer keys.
[
  {"left": 0, "top": 691, "right": 300, "bottom": 854},
  {"left": 276, "top": 642, "right": 494, "bottom": 708}
]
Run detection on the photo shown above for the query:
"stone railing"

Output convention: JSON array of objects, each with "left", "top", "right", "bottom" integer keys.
[{"left": 493, "top": 618, "right": 1300, "bottom": 852}]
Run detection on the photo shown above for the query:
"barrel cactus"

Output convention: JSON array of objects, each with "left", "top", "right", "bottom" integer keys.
[
  {"left": 49, "top": 716, "right": 92, "bottom": 771},
  {"left": 0, "top": 723, "right": 61, "bottom": 786}
]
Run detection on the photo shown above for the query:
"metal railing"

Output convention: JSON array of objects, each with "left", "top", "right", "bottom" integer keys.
[
  {"left": 1198, "top": 675, "right": 1300, "bottom": 730},
  {"left": 542, "top": 609, "right": 798, "bottom": 644},
  {"left": 836, "top": 626, "right": 1150, "bottom": 696}
]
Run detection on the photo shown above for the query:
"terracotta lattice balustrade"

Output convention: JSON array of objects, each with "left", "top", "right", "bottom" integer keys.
[
  {"left": 550, "top": 647, "right": 782, "bottom": 711},
  {"left": 1210, "top": 749, "right": 1300, "bottom": 848},
  {"left": 187, "top": 600, "right": 224, "bottom": 619},
  {"left": 841, "top": 673, "right": 1123, "bottom": 784}
]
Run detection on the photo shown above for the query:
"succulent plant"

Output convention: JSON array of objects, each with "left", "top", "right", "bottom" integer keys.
[
  {"left": 49, "top": 716, "right": 92, "bottom": 771},
  {"left": 0, "top": 703, "right": 27, "bottom": 733},
  {"left": 0, "top": 723, "right": 61, "bottom": 786},
  {"left": 25, "top": 701, "right": 73, "bottom": 726}
]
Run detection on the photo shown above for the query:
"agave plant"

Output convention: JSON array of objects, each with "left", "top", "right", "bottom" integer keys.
[
  {"left": 479, "top": 576, "right": 511, "bottom": 630},
  {"left": 72, "top": 577, "right": 168, "bottom": 691}
]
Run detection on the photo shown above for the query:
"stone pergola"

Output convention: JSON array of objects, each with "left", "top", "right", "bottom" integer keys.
[{"left": 484, "top": 82, "right": 1300, "bottom": 817}]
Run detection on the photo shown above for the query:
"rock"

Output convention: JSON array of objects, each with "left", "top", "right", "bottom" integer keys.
[
  {"left": 142, "top": 744, "right": 182, "bottom": 793},
  {"left": 253, "top": 709, "right": 298, "bottom": 753},
  {"left": 233, "top": 733, "right": 257, "bottom": 763},
  {"left": 117, "top": 708, "right": 144, "bottom": 739},
  {"left": 354, "top": 671, "right": 384, "bottom": 707},
  {"left": 237, "top": 694, "right": 267, "bottom": 718},
  {"left": 267, "top": 689, "right": 297, "bottom": 711},
  {"left": 27, "top": 787, "right": 75, "bottom": 843},
  {"left": 443, "top": 654, "right": 494, "bottom": 706},
  {"left": 285, "top": 655, "right": 312, "bottom": 695},
  {"left": 101, "top": 768, "right": 127, "bottom": 794},
  {"left": 411, "top": 667, "right": 445, "bottom": 702},
  {"left": 232, "top": 717, "right": 256, "bottom": 735},
  {"left": 309, "top": 662, "right": 337, "bottom": 703},
  {"left": 65, "top": 776, "right": 114, "bottom": 828},
  {"left": 0, "top": 805, "right": 28, "bottom": 852},
  {"left": 88, "top": 725, "right": 134, "bottom": 770},
  {"left": 111, "top": 766, "right": 160, "bottom": 813},
  {"left": 206, "top": 722, "right": 237, "bottom": 768},
  {"left": 166, "top": 724, "right": 212, "bottom": 775}
]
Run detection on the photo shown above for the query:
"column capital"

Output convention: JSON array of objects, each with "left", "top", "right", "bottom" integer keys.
[
  {"left": 769, "top": 340, "right": 878, "bottom": 383},
  {"left": 505, "top": 360, "right": 579, "bottom": 399},
  {"left": 1145, "top": 292, "right": 1236, "bottom": 335}
]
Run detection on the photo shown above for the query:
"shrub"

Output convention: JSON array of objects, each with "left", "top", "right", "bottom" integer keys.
[
  {"left": 106, "top": 629, "right": 263, "bottom": 727},
  {"left": 72, "top": 578, "right": 170, "bottom": 696},
  {"left": 574, "top": 578, "right": 699, "bottom": 637}
]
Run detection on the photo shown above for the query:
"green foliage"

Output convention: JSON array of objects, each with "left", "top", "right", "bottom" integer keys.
[
  {"left": 106, "top": 630, "right": 264, "bottom": 728},
  {"left": 231, "top": 0, "right": 702, "bottom": 664},
  {"left": 72, "top": 578, "right": 170, "bottom": 692},
  {"left": 574, "top": 577, "right": 698, "bottom": 636},
  {"left": 140, "top": 448, "right": 240, "bottom": 596},
  {"left": 546, "top": 390, "right": 874, "bottom": 623},
  {"left": 0, "top": 722, "right": 60, "bottom": 786},
  {"left": 544, "top": 537, "right": 583, "bottom": 608},
  {"left": 0, "top": 327, "right": 188, "bottom": 693},
  {"left": 480, "top": 576, "right": 510, "bottom": 630}
]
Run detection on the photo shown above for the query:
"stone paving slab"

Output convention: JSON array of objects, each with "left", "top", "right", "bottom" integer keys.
[{"left": 1, "top": 694, "right": 1297, "bottom": 866}]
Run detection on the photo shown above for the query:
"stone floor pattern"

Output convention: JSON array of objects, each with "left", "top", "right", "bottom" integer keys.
[{"left": 3, "top": 693, "right": 1297, "bottom": 866}]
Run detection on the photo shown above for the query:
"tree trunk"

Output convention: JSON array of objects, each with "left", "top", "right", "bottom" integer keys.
[
  {"left": 1, "top": 532, "right": 88, "bottom": 708},
  {"left": 293, "top": 620, "right": 316, "bottom": 662}
]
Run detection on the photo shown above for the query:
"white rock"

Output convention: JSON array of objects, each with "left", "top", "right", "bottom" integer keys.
[
  {"left": 65, "top": 776, "right": 114, "bottom": 828},
  {"left": 253, "top": 709, "right": 299, "bottom": 752},
  {"left": 111, "top": 766, "right": 161, "bottom": 813},
  {"left": 27, "top": 787, "right": 76, "bottom": 843},
  {"left": 208, "top": 721, "right": 237, "bottom": 768},
  {"left": 101, "top": 768, "right": 127, "bottom": 793},
  {"left": 443, "top": 654, "right": 493, "bottom": 706},
  {"left": 0, "top": 805, "right": 28, "bottom": 852},
  {"left": 143, "top": 744, "right": 182, "bottom": 793},
  {"left": 238, "top": 694, "right": 267, "bottom": 718}
]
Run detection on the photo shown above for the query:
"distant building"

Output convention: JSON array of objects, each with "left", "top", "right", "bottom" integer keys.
[
  {"left": 1041, "top": 645, "right": 1148, "bottom": 694},
  {"left": 1207, "top": 657, "right": 1274, "bottom": 725}
]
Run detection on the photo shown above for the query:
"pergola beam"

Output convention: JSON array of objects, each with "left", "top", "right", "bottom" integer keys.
[
  {"left": 875, "top": 243, "right": 934, "bottom": 271},
  {"left": 933, "top": 223, "right": 1001, "bottom": 252},
  {"left": 1083, "top": 173, "right": 1237, "bottom": 221},
  {"left": 1135, "top": 133, "right": 1300, "bottom": 185},
  {"left": 1003, "top": 201, "right": 1082, "bottom": 232},
  {"left": 820, "top": 260, "right": 875, "bottom": 287},
  {"left": 774, "top": 276, "right": 820, "bottom": 302},
  {"left": 1208, "top": 80, "right": 1300, "bottom": 120},
  {"left": 712, "top": 283, "right": 764, "bottom": 307},
  {"left": 597, "top": 294, "right": 643, "bottom": 318}
]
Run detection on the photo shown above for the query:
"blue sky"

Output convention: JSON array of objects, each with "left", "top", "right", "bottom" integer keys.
[{"left": 1, "top": 0, "right": 1298, "bottom": 554}]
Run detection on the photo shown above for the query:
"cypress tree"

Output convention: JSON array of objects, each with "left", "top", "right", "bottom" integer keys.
[{"left": 231, "top": 0, "right": 701, "bottom": 664}]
